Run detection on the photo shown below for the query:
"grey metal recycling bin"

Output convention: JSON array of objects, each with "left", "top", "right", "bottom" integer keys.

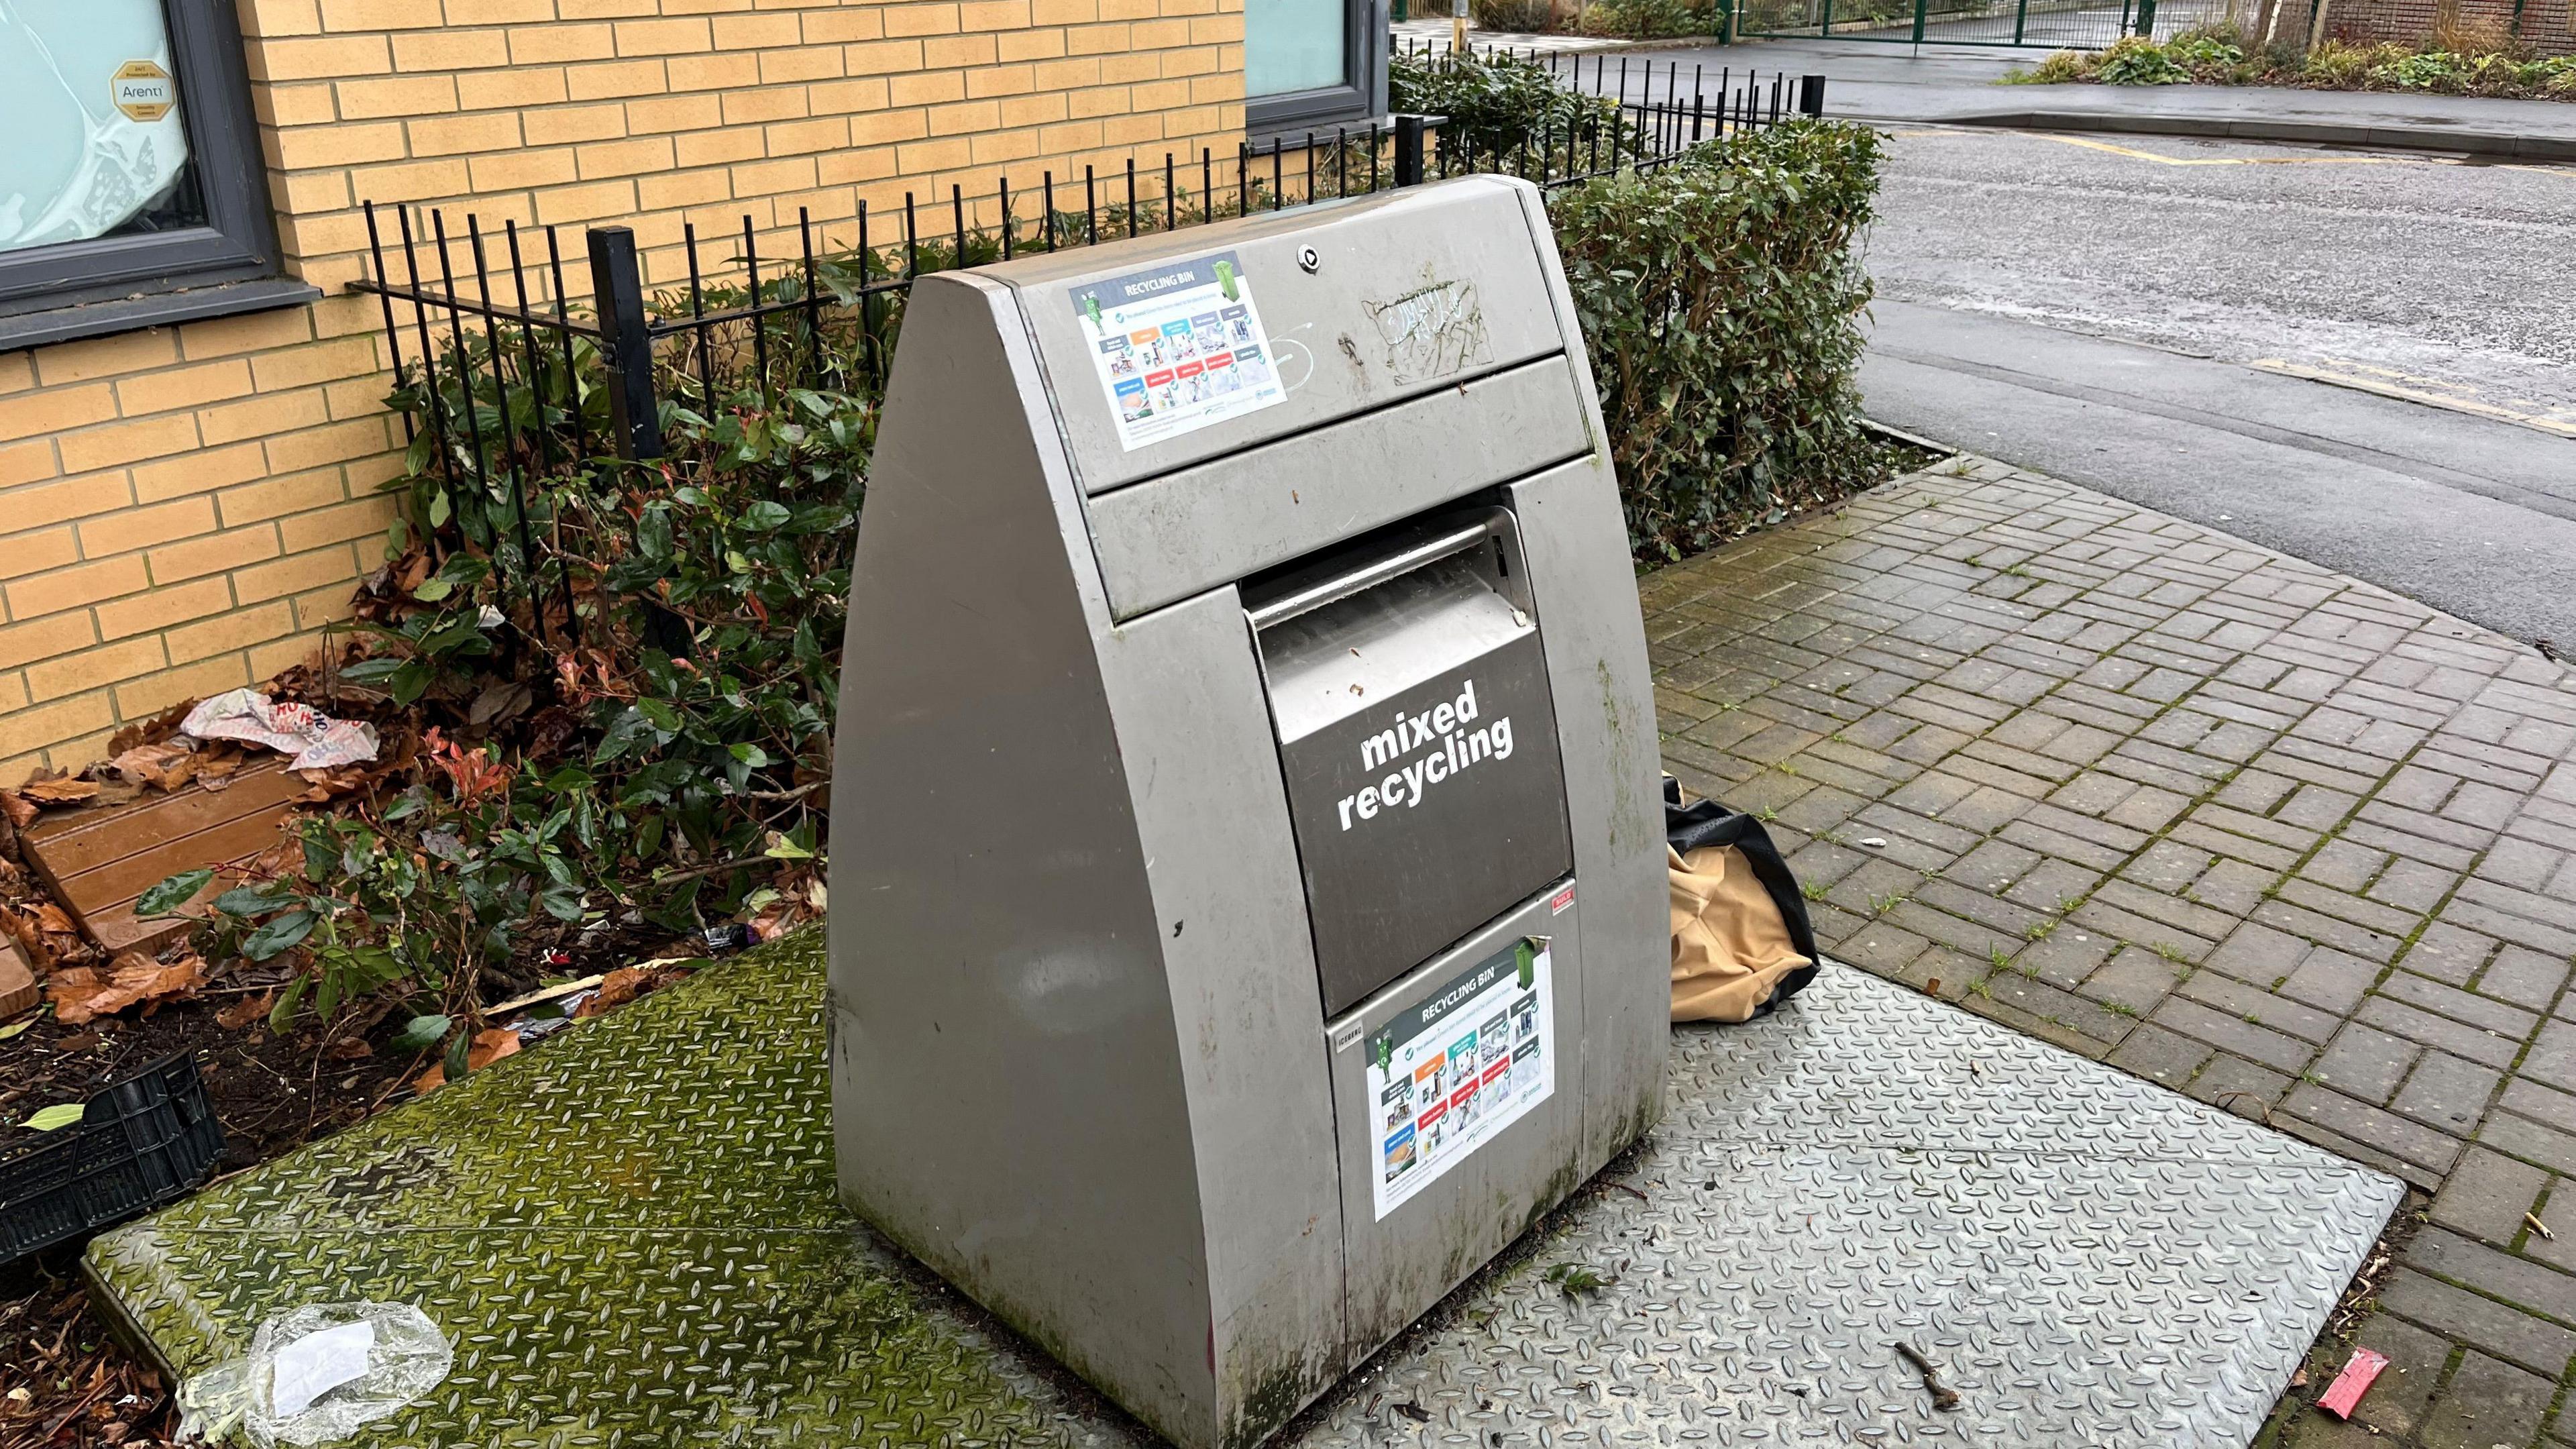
[{"left": 828, "top": 174, "right": 1666, "bottom": 1449}]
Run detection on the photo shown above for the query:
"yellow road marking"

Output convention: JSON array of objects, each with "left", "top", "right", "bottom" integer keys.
[
  {"left": 1894, "top": 127, "right": 2576, "bottom": 177},
  {"left": 2252, "top": 358, "right": 2576, "bottom": 439},
  {"left": 2032, "top": 133, "right": 2430, "bottom": 166}
]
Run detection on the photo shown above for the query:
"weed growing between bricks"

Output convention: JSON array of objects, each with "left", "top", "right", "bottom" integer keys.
[{"left": 2257, "top": 1195, "right": 2424, "bottom": 1444}]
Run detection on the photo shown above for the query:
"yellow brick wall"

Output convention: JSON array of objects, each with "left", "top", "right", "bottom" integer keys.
[{"left": 0, "top": 0, "right": 1246, "bottom": 786}]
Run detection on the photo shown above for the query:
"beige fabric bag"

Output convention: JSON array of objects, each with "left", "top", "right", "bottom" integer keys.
[{"left": 1669, "top": 842, "right": 1813, "bottom": 1024}]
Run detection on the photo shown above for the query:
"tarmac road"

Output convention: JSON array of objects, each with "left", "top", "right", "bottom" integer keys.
[
  {"left": 1872, "top": 127, "right": 2576, "bottom": 423},
  {"left": 1856, "top": 127, "right": 2576, "bottom": 649}
]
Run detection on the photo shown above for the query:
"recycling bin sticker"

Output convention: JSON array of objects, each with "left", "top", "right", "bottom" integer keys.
[
  {"left": 1364, "top": 938, "right": 1554, "bottom": 1221},
  {"left": 1069, "top": 249, "right": 1288, "bottom": 452}
]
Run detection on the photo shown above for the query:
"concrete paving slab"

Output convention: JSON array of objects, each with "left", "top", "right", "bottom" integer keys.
[
  {"left": 85, "top": 926, "right": 2396, "bottom": 1446},
  {"left": 1646, "top": 458, "right": 2576, "bottom": 1444}
]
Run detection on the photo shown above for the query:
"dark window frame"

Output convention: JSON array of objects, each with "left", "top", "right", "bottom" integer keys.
[
  {"left": 0, "top": 0, "right": 316, "bottom": 353},
  {"left": 1246, "top": 0, "right": 1390, "bottom": 135}
]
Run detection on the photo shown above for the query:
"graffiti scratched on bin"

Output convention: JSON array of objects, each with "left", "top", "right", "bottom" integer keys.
[{"left": 1365, "top": 278, "right": 1492, "bottom": 386}]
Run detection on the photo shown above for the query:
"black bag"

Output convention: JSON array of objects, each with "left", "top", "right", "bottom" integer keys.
[{"left": 1664, "top": 775, "right": 1821, "bottom": 1012}]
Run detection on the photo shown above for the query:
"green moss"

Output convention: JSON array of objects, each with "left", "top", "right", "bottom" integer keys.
[
  {"left": 1224, "top": 1359, "right": 1328, "bottom": 1449},
  {"left": 85, "top": 928, "right": 1075, "bottom": 1446}
]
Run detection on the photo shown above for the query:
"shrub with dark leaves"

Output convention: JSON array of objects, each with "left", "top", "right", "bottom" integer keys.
[{"left": 1548, "top": 120, "right": 1888, "bottom": 561}]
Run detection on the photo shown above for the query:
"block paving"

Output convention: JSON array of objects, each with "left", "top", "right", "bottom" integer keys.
[{"left": 1647, "top": 458, "right": 2576, "bottom": 1448}]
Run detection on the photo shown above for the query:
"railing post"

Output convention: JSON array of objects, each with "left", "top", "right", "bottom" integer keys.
[
  {"left": 1395, "top": 114, "right": 1430, "bottom": 187},
  {"left": 1798, "top": 74, "right": 1826, "bottom": 117},
  {"left": 586, "top": 225, "right": 661, "bottom": 462}
]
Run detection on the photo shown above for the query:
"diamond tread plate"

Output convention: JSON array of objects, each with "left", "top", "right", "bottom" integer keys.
[{"left": 86, "top": 931, "right": 2399, "bottom": 1448}]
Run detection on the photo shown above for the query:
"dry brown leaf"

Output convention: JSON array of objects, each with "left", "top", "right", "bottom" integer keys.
[
  {"left": 5, "top": 912, "right": 54, "bottom": 971},
  {"left": 107, "top": 700, "right": 194, "bottom": 757},
  {"left": 0, "top": 790, "right": 36, "bottom": 828},
  {"left": 107, "top": 742, "right": 173, "bottom": 778},
  {"left": 34, "top": 903, "right": 78, "bottom": 936},
  {"left": 215, "top": 990, "right": 275, "bottom": 1030},
  {"left": 325, "top": 1035, "right": 372, "bottom": 1060},
  {"left": 470, "top": 1026, "right": 521, "bottom": 1067},
  {"left": 17, "top": 777, "right": 100, "bottom": 806},
  {"left": 107, "top": 743, "right": 198, "bottom": 792},
  {"left": 411, "top": 1026, "right": 522, "bottom": 1094},
  {"left": 579, "top": 966, "right": 649, "bottom": 1018},
  {"left": 44, "top": 967, "right": 102, "bottom": 1020},
  {"left": 576, "top": 962, "right": 694, "bottom": 1019},
  {"left": 297, "top": 765, "right": 368, "bottom": 801},
  {"left": 49, "top": 952, "right": 205, "bottom": 1025},
  {"left": 749, "top": 903, "right": 815, "bottom": 943}
]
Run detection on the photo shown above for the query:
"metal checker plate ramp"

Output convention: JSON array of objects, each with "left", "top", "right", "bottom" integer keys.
[{"left": 85, "top": 932, "right": 2400, "bottom": 1448}]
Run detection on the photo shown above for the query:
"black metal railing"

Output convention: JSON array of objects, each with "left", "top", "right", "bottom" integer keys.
[
  {"left": 1395, "top": 36, "right": 1829, "bottom": 119},
  {"left": 348, "top": 68, "right": 1825, "bottom": 656}
]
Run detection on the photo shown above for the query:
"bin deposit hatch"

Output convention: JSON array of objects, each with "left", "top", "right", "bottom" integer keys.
[{"left": 827, "top": 176, "right": 1667, "bottom": 1449}]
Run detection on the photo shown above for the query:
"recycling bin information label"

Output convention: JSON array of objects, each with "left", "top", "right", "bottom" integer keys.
[
  {"left": 1365, "top": 938, "right": 1555, "bottom": 1220},
  {"left": 1069, "top": 249, "right": 1287, "bottom": 451}
]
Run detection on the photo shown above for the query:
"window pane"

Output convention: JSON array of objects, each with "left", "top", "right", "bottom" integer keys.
[
  {"left": 0, "top": 0, "right": 201, "bottom": 256},
  {"left": 1245, "top": 0, "right": 1348, "bottom": 97}
]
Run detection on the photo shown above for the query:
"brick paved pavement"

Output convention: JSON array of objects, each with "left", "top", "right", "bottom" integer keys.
[{"left": 1648, "top": 458, "right": 2576, "bottom": 1448}]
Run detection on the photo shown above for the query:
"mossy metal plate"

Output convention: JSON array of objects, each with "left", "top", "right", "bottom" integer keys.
[{"left": 87, "top": 934, "right": 2399, "bottom": 1447}]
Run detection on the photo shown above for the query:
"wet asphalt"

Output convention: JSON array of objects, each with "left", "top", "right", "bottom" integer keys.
[{"left": 1855, "top": 127, "right": 2576, "bottom": 648}]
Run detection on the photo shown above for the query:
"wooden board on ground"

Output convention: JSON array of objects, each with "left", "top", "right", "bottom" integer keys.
[
  {"left": 22, "top": 760, "right": 301, "bottom": 956},
  {"left": 0, "top": 942, "right": 35, "bottom": 1018}
]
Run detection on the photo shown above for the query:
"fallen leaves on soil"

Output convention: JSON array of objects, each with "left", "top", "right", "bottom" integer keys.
[
  {"left": 213, "top": 990, "right": 274, "bottom": 1031},
  {"left": 46, "top": 953, "right": 206, "bottom": 1026},
  {"left": 409, "top": 1026, "right": 521, "bottom": 1095},
  {"left": 1, "top": 1275, "right": 179, "bottom": 1448}
]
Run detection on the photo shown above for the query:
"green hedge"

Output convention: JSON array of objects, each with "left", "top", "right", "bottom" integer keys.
[
  {"left": 1548, "top": 119, "right": 1888, "bottom": 562},
  {"left": 1389, "top": 48, "right": 1631, "bottom": 160}
]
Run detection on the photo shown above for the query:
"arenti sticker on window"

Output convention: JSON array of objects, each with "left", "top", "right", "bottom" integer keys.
[
  {"left": 111, "top": 61, "right": 177, "bottom": 123},
  {"left": 1069, "top": 250, "right": 1287, "bottom": 451},
  {"left": 1366, "top": 938, "right": 1554, "bottom": 1220}
]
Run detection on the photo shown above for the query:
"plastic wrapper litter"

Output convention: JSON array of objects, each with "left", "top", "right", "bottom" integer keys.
[
  {"left": 176, "top": 1301, "right": 451, "bottom": 1446},
  {"left": 180, "top": 689, "right": 380, "bottom": 771}
]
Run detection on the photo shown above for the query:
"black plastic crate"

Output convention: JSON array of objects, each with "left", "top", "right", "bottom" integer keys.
[{"left": 1, "top": 1052, "right": 224, "bottom": 1265}]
